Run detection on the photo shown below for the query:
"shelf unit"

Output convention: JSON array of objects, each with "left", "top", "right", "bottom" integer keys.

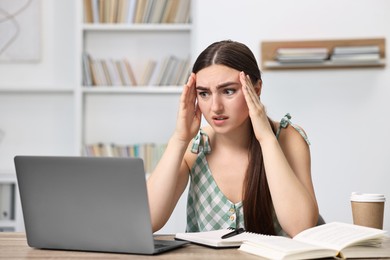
[
  {"left": 77, "top": 1, "right": 192, "bottom": 157},
  {"left": 0, "top": 0, "right": 192, "bottom": 232},
  {"left": 261, "top": 38, "right": 386, "bottom": 70},
  {"left": 76, "top": 1, "right": 192, "bottom": 234}
]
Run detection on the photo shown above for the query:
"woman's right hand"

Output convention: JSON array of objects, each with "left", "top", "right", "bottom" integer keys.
[{"left": 173, "top": 73, "right": 201, "bottom": 144}]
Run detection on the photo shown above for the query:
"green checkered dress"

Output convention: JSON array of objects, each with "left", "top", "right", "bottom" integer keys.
[{"left": 186, "top": 114, "right": 310, "bottom": 234}]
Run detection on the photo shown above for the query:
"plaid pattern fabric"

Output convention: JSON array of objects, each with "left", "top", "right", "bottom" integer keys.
[
  {"left": 276, "top": 113, "right": 311, "bottom": 145},
  {"left": 187, "top": 130, "right": 244, "bottom": 232},
  {"left": 186, "top": 114, "right": 306, "bottom": 235}
]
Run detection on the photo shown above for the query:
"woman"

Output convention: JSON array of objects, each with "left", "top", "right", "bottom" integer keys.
[{"left": 147, "top": 40, "right": 319, "bottom": 237}]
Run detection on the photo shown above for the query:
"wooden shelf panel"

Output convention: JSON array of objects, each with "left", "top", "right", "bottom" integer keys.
[{"left": 261, "top": 38, "right": 386, "bottom": 70}]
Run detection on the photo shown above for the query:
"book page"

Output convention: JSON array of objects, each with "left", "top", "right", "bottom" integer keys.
[
  {"left": 245, "top": 235, "right": 325, "bottom": 252},
  {"left": 294, "top": 222, "right": 387, "bottom": 251}
]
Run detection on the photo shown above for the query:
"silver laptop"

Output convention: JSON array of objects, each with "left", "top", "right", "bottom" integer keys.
[{"left": 14, "top": 155, "right": 188, "bottom": 254}]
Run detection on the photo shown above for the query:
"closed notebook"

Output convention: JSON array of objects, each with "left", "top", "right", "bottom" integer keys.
[{"left": 175, "top": 229, "right": 265, "bottom": 248}]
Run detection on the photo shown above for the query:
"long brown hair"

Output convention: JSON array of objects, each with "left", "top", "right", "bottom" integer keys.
[{"left": 192, "top": 40, "right": 276, "bottom": 235}]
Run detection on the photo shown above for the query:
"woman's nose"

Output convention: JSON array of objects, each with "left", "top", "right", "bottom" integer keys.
[{"left": 211, "top": 95, "right": 223, "bottom": 113}]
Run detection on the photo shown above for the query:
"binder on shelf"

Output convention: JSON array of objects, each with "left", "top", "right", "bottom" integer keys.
[
  {"left": 82, "top": 53, "right": 93, "bottom": 86},
  {"left": 0, "top": 183, "right": 15, "bottom": 221}
]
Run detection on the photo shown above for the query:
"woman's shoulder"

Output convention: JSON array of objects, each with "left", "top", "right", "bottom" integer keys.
[
  {"left": 183, "top": 126, "right": 213, "bottom": 169},
  {"left": 274, "top": 115, "right": 310, "bottom": 147}
]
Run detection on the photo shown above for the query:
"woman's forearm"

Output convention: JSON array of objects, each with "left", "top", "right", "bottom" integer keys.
[
  {"left": 260, "top": 137, "right": 319, "bottom": 237},
  {"left": 146, "top": 135, "right": 189, "bottom": 232}
]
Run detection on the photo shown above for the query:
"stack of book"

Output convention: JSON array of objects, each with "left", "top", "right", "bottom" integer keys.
[
  {"left": 330, "top": 45, "right": 381, "bottom": 64},
  {"left": 274, "top": 47, "right": 329, "bottom": 64},
  {"left": 83, "top": 142, "right": 166, "bottom": 173},
  {"left": 82, "top": 53, "right": 137, "bottom": 87},
  {"left": 82, "top": 52, "right": 191, "bottom": 87},
  {"left": 83, "top": 0, "right": 191, "bottom": 24}
]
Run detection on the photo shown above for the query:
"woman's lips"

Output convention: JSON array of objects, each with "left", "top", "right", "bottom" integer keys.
[{"left": 212, "top": 115, "right": 228, "bottom": 126}]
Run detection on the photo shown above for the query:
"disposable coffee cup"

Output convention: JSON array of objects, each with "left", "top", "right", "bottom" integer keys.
[{"left": 350, "top": 192, "right": 385, "bottom": 229}]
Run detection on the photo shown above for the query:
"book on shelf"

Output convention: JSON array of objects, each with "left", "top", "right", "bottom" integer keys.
[
  {"left": 330, "top": 44, "right": 382, "bottom": 64},
  {"left": 332, "top": 45, "right": 381, "bottom": 55},
  {"left": 275, "top": 47, "right": 329, "bottom": 63},
  {"left": 149, "top": 0, "right": 168, "bottom": 24},
  {"left": 134, "top": 0, "right": 147, "bottom": 23},
  {"left": 83, "top": 142, "right": 166, "bottom": 173},
  {"left": 141, "top": 0, "right": 155, "bottom": 23},
  {"left": 238, "top": 222, "right": 389, "bottom": 260},
  {"left": 100, "top": 60, "right": 113, "bottom": 85},
  {"left": 83, "top": 0, "right": 94, "bottom": 23},
  {"left": 139, "top": 60, "right": 157, "bottom": 86},
  {"left": 174, "top": 0, "right": 191, "bottom": 23},
  {"left": 123, "top": 58, "right": 138, "bottom": 85},
  {"left": 83, "top": 53, "right": 190, "bottom": 87},
  {"left": 83, "top": 0, "right": 191, "bottom": 24},
  {"left": 330, "top": 53, "right": 381, "bottom": 63}
]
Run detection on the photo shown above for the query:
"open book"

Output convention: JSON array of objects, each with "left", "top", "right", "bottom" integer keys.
[{"left": 238, "top": 222, "right": 389, "bottom": 259}]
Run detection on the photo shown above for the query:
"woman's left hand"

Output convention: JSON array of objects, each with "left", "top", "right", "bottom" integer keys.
[{"left": 240, "top": 71, "right": 275, "bottom": 144}]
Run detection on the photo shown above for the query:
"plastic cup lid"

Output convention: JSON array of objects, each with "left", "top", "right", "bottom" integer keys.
[{"left": 350, "top": 192, "right": 386, "bottom": 202}]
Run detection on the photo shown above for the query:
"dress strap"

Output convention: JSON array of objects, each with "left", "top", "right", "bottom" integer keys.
[
  {"left": 276, "top": 113, "right": 311, "bottom": 145},
  {"left": 191, "top": 129, "right": 212, "bottom": 154}
]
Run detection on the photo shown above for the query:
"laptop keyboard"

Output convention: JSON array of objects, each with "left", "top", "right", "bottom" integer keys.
[{"left": 154, "top": 243, "right": 167, "bottom": 249}]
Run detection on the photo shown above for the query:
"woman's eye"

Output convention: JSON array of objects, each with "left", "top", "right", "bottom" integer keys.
[
  {"left": 224, "top": 89, "right": 236, "bottom": 95},
  {"left": 198, "top": 91, "right": 209, "bottom": 98}
]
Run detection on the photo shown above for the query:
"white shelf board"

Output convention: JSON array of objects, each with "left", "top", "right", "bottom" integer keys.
[
  {"left": 0, "top": 220, "right": 16, "bottom": 228},
  {"left": 81, "top": 86, "right": 183, "bottom": 94},
  {"left": 82, "top": 23, "right": 192, "bottom": 32},
  {"left": 0, "top": 87, "right": 74, "bottom": 94},
  {"left": 0, "top": 172, "right": 16, "bottom": 182}
]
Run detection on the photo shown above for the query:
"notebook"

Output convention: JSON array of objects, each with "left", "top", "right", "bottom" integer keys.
[
  {"left": 14, "top": 155, "right": 188, "bottom": 255},
  {"left": 175, "top": 228, "right": 262, "bottom": 248}
]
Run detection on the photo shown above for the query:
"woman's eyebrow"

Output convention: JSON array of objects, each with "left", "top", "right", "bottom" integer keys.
[
  {"left": 196, "top": 81, "right": 240, "bottom": 91},
  {"left": 195, "top": 86, "right": 209, "bottom": 91},
  {"left": 216, "top": 81, "right": 240, "bottom": 89}
]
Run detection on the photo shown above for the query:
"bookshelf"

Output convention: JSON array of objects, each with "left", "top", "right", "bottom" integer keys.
[
  {"left": 78, "top": 0, "right": 192, "bottom": 161},
  {"left": 0, "top": 0, "right": 192, "bottom": 232},
  {"left": 78, "top": 1, "right": 192, "bottom": 234},
  {"left": 261, "top": 38, "right": 386, "bottom": 70}
]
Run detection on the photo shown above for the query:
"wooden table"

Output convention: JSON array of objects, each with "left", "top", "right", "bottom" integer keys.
[
  {"left": 0, "top": 232, "right": 261, "bottom": 259},
  {"left": 2, "top": 232, "right": 390, "bottom": 259}
]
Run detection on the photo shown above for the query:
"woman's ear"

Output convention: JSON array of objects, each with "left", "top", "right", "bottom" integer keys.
[{"left": 255, "top": 80, "right": 262, "bottom": 96}]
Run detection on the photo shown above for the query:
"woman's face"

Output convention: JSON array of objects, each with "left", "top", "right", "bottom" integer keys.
[{"left": 195, "top": 64, "right": 251, "bottom": 134}]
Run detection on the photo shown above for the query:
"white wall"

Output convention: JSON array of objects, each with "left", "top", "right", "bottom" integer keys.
[
  {"left": 0, "top": 1, "right": 77, "bottom": 87},
  {"left": 193, "top": 0, "right": 390, "bottom": 230},
  {"left": 1, "top": 0, "right": 389, "bottom": 233}
]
